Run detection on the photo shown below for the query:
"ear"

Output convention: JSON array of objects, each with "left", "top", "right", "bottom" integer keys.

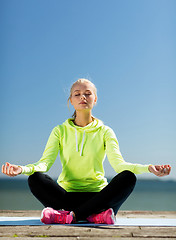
[
  {"left": 94, "top": 96, "right": 97, "bottom": 105},
  {"left": 70, "top": 97, "right": 73, "bottom": 105}
]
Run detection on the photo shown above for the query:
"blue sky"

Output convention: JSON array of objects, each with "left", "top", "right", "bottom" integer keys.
[{"left": 1, "top": 0, "right": 176, "bottom": 180}]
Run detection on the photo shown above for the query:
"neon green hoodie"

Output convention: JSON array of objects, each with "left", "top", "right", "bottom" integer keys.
[{"left": 21, "top": 118, "right": 150, "bottom": 192}]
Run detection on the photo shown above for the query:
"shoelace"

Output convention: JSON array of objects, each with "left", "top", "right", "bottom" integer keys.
[
  {"left": 93, "top": 213, "right": 105, "bottom": 223},
  {"left": 54, "top": 212, "right": 67, "bottom": 224}
]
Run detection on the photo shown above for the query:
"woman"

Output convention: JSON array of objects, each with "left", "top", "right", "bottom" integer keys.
[{"left": 2, "top": 78, "right": 171, "bottom": 225}]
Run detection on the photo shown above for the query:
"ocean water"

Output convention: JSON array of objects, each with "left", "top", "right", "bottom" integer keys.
[{"left": 0, "top": 178, "right": 176, "bottom": 211}]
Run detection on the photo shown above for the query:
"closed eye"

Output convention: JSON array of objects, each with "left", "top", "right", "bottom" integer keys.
[{"left": 85, "top": 91, "right": 92, "bottom": 95}]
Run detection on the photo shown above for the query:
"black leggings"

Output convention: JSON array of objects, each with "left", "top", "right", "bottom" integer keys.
[{"left": 28, "top": 170, "right": 136, "bottom": 221}]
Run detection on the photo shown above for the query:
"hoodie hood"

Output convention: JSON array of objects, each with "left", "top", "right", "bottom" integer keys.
[
  {"left": 64, "top": 118, "right": 104, "bottom": 132},
  {"left": 63, "top": 118, "right": 104, "bottom": 156}
]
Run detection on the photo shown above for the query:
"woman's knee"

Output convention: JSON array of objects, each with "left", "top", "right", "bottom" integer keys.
[
  {"left": 28, "top": 172, "right": 43, "bottom": 187},
  {"left": 121, "top": 170, "right": 137, "bottom": 184},
  {"left": 112, "top": 170, "right": 136, "bottom": 187}
]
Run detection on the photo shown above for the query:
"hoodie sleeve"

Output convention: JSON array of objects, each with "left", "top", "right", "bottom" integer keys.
[
  {"left": 104, "top": 127, "right": 150, "bottom": 174},
  {"left": 20, "top": 127, "right": 60, "bottom": 176}
]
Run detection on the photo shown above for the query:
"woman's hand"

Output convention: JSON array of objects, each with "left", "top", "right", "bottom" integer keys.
[
  {"left": 148, "top": 164, "right": 171, "bottom": 177},
  {"left": 1, "top": 162, "right": 22, "bottom": 177}
]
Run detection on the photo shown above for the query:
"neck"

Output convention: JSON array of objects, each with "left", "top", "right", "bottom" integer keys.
[{"left": 74, "top": 111, "right": 93, "bottom": 127}]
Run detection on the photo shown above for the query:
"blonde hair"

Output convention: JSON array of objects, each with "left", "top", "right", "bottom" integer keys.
[{"left": 67, "top": 78, "right": 97, "bottom": 118}]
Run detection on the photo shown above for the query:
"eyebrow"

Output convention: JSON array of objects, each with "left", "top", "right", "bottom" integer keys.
[{"left": 73, "top": 89, "right": 92, "bottom": 93}]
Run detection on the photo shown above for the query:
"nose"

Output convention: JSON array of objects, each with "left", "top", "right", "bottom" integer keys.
[{"left": 81, "top": 94, "right": 86, "bottom": 99}]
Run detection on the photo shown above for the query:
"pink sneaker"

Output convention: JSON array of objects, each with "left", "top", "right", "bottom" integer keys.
[
  {"left": 87, "top": 208, "right": 116, "bottom": 224},
  {"left": 41, "top": 207, "right": 73, "bottom": 224}
]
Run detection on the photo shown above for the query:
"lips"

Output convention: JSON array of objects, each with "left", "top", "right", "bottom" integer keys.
[{"left": 79, "top": 101, "right": 87, "bottom": 104}]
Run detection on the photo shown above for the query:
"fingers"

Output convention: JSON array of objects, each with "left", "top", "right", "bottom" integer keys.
[
  {"left": 150, "top": 164, "right": 171, "bottom": 177},
  {"left": 2, "top": 162, "right": 10, "bottom": 176},
  {"left": 158, "top": 166, "right": 166, "bottom": 177},
  {"left": 2, "top": 162, "right": 8, "bottom": 174},
  {"left": 148, "top": 165, "right": 162, "bottom": 176},
  {"left": 1, "top": 164, "right": 5, "bottom": 174},
  {"left": 155, "top": 165, "right": 164, "bottom": 177},
  {"left": 156, "top": 165, "right": 171, "bottom": 177},
  {"left": 1, "top": 162, "right": 16, "bottom": 177},
  {"left": 156, "top": 166, "right": 164, "bottom": 177},
  {"left": 163, "top": 165, "right": 171, "bottom": 175},
  {"left": 10, "top": 165, "right": 14, "bottom": 176},
  {"left": 168, "top": 165, "right": 171, "bottom": 174},
  {"left": 7, "top": 162, "right": 11, "bottom": 175}
]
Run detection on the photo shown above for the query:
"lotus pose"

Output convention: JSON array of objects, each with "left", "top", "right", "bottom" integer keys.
[{"left": 2, "top": 79, "right": 171, "bottom": 224}]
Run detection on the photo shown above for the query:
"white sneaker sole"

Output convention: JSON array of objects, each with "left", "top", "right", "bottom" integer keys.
[
  {"left": 40, "top": 207, "right": 52, "bottom": 223},
  {"left": 109, "top": 208, "right": 116, "bottom": 224}
]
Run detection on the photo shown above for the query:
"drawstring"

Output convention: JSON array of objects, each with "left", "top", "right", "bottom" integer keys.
[
  {"left": 75, "top": 129, "right": 78, "bottom": 152},
  {"left": 74, "top": 129, "right": 85, "bottom": 156},
  {"left": 80, "top": 131, "right": 85, "bottom": 156}
]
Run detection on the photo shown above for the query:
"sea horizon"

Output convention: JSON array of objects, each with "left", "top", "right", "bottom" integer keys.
[{"left": 0, "top": 178, "right": 176, "bottom": 211}]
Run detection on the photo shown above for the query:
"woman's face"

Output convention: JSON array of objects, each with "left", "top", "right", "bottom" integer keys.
[{"left": 70, "top": 82, "right": 97, "bottom": 112}]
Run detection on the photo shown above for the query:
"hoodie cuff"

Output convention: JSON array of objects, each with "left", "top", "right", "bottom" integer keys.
[
  {"left": 144, "top": 164, "right": 150, "bottom": 173},
  {"left": 19, "top": 165, "right": 34, "bottom": 175}
]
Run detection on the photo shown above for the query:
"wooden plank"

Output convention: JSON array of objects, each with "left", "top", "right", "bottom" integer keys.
[
  {"left": 0, "top": 210, "right": 176, "bottom": 239},
  {"left": 0, "top": 225, "right": 176, "bottom": 238},
  {"left": 1, "top": 238, "right": 176, "bottom": 240}
]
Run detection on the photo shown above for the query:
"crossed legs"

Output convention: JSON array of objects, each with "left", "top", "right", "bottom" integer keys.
[{"left": 28, "top": 170, "right": 136, "bottom": 221}]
